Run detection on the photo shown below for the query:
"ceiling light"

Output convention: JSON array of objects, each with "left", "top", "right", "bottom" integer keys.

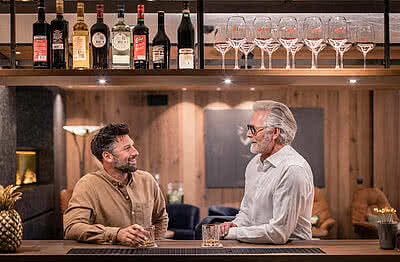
[
  {"left": 98, "top": 79, "right": 106, "bottom": 84},
  {"left": 216, "top": 87, "right": 221, "bottom": 91},
  {"left": 182, "top": 88, "right": 187, "bottom": 91},
  {"left": 15, "top": 51, "right": 21, "bottom": 55},
  {"left": 250, "top": 87, "right": 255, "bottom": 91},
  {"left": 349, "top": 79, "right": 358, "bottom": 84},
  {"left": 224, "top": 79, "right": 232, "bottom": 84}
]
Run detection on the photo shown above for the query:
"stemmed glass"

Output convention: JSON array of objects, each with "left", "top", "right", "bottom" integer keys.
[
  {"left": 213, "top": 24, "right": 232, "bottom": 70},
  {"left": 328, "top": 16, "right": 348, "bottom": 70},
  {"left": 227, "top": 16, "right": 247, "bottom": 70},
  {"left": 239, "top": 25, "right": 256, "bottom": 69},
  {"left": 279, "top": 16, "right": 299, "bottom": 69},
  {"left": 265, "top": 41, "right": 281, "bottom": 69},
  {"left": 339, "top": 42, "right": 352, "bottom": 69},
  {"left": 355, "top": 24, "right": 375, "bottom": 69},
  {"left": 289, "top": 41, "right": 304, "bottom": 69},
  {"left": 253, "top": 17, "right": 273, "bottom": 69},
  {"left": 304, "top": 16, "right": 324, "bottom": 69},
  {"left": 314, "top": 43, "right": 327, "bottom": 68}
]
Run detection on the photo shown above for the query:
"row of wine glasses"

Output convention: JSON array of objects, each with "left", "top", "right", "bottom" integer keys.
[{"left": 214, "top": 16, "right": 376, "bottom": 70}]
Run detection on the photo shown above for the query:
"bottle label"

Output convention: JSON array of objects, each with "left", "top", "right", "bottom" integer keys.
[
  {"left": 152, "top": 45, "right": 164, "bottom": 64},
  {"left": 92, "top": 32, "right": 106, "bottom": 48},
  {"left": 73, "top": 35, "right": 87, "bottom": 61},
  {"left": 112, "top": 55, "right": 130, "bottom": 65},
  {"left": 178, "top": 48, "right": 194, "bottom": 69},
  {"left": 134, "top": 35, "right": 146, "bottom": 60},
  {"left": 113, "top": 33, "right": 130, "bottom": 51},
  {"left": 52, "top": 30, "right": 64, "bottom": 50},
  {"left": 33, "top": 35, "right": 47, "bottom": 62}
]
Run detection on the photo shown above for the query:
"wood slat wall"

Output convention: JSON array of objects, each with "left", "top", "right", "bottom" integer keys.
[{"left": 65, "top": 86, "right": 397, "bottom": 239}]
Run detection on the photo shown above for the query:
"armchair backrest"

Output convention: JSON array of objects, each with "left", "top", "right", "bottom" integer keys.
[
  {"left": 167, "top": 203, "right": 200, "bottom": 230},
  {"left": 208, "top": 205, "right": 239, "bottom": 217},
  {"left": 352, "top": 187, "right": 398, "bottom": 224},
  {"left": 312, "top": 187, "right": 331, "bottom": 225},
  {"left": 60, "top": 189, "right": 73, "bottom": 214}
]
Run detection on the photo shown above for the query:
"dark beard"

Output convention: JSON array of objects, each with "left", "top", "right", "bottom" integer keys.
[{"left": 112, "top": 154, "right": 137, "bottom": 173}]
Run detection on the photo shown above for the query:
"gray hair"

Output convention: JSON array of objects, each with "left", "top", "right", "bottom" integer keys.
[{"left": 253, "top": 100, "right": 297, "bottom": 145}]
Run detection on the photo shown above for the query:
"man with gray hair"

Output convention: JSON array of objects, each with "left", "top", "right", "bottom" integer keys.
[{"left": 221, "top": 100, "right": 314, "bottom": 244}]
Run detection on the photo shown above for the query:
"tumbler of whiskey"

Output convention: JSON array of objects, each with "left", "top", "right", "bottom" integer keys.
[
  {"left": 202, "top": 224, "right": 220, "bottom": 247},
  {"left": 143, "top": 225, "right": 156, "bottom": 247}
]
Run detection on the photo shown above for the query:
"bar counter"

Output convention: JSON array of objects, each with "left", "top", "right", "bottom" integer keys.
[{"left": 0, "top": 240, "right": 398, "bottom": 262}]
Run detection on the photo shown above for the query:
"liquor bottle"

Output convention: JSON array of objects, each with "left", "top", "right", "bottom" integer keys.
[
  {"left": 111, "top": 6, "right": 131, "bottom": 69},
  {"left": 177, "top": 1, "right": 195, "bottom": 69},
  {"left": 152, "top": 11, "right": 170, "bottom": 69},
  {"left": 51, "top": 0, "right": 69, "bottom": 69},
  {"left": 132, "top": 5, "right": 149, "bottom": 69},
  {"left": 72, "top": 2, "right": 90, "bottom": 69},
  {"left": 33, "top": 0, "right": 51, "bottom": 69},
  {"left": 90, "top": 4, "right": 110, "bottom": 69}
]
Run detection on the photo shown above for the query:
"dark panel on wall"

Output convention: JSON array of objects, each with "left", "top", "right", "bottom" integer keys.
[
  {"left": 15, "top": 184, "right": 54, "bottom": 221},
  {"left": 205, "top": 108, "right": 324, "bottom": 188},
  {"left": 0, "top": 86, "right": 16, "bottom": 186},
  {"left": 23, "top": 211, "right": 55, "bottom": 240},
  {"left": 16, "top": 87, "right": 54, "bottom": 184}
]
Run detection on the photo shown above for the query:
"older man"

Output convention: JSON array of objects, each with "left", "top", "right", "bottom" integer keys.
[
  {"left": 64, "top": 123, "right": 168, "bottom": 246},
  {"left": 221, "top": 100, "right": 314, "bottom": 244}
]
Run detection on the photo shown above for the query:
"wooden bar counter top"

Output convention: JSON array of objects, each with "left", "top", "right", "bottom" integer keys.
[{"left": 0, "top": 240, "right": 398, "bottom": 262}]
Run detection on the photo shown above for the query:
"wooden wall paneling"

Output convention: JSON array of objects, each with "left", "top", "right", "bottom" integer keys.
[{"left": 374, "top": 90, "right": 400, "bottom": 213}]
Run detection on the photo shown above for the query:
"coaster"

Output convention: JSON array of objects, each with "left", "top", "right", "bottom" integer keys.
[{"left": 201, "top": 243, "right": 224, "bottom": 248}]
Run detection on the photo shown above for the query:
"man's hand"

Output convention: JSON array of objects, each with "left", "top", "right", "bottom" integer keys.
[
  {"left": 220, "top": 222, "right": 237, "bottom": 238},
  {"left": 117, "top": 224, "right": 149, "bottom": 246}
]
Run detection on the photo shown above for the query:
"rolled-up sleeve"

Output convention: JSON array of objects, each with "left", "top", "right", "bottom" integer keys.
[{"left": 63, "top": 180, "right": 120, "bottom": 244}]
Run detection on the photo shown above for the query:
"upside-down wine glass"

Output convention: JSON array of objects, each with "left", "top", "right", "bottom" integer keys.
[
  {"left": 314, "top": 42, "right": 326, "bottom": 68},
  {"left": 265, "top": 41, "right": 281, "bottom": 69},
  {"left": 213, "top": 24, "right": 232, "bottom": 70},
  {"left": 279, "top": 16, "right": 299, "bottom": 69},
  {"left": 289, "top": 41, "right": 304, "bottom": 69},
  {"left": 239, "top": 25, "right": 256, "bottom": 69},
  {"left": 328, "top": 16, "right": 348, "bottom": 70},
  {"left": 355, "top": 24, "right": 375, "bottom": 69},
  {"left": 227, "top": 16, "right": 247, "bottom": 70},
  {"left": 339, "top": 42, "right": 352, "bottom": 69},
  {"left": 304, "top": 16, "right": 324, "bottom": 69},
  {"left": 253, "top": 17, "right": 273, "bottom": 69}
]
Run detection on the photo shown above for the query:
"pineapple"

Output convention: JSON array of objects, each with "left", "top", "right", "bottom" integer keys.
[{"left": 0, "top": 185, "right": 23, "bottom": 253}]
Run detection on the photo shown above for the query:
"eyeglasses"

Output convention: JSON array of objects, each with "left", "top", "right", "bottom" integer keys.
[{"left": 247, "top": 124, "right": 265, "bottom": 136}]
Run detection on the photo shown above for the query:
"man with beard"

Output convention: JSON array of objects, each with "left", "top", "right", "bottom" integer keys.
[
  {"left": 64, "top": 123, "right": 168, "bottom": 246},
  {"left": 220, "top": 100, "right": 314, "bottom": 244}
]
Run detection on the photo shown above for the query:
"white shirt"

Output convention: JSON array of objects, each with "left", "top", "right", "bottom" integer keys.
[{"left": 226, "top": 145, "right": 314, "bottom": 244}]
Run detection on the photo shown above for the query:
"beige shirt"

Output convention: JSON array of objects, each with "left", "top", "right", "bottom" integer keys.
[{"left": 63, "top": 169, "right": 168, "bottom": 244}]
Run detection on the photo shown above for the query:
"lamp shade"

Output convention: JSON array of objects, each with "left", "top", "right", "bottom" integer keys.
[{"left": 63, "top": 125, "right": 101, "bottom": 136}]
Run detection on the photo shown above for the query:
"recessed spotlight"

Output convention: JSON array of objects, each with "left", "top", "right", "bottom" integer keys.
[
  {"left": 216, "top": 87, "right": 222, "bottom": 91},
  {"left": 349, "top": 79, "right": 358, "bottom": 84},
  {"left": 250, "top": 87, "right": 255, "bottom": 91},
  {"left": 15, "top": 51, "right": 21, "bottom": 55},
  {"left": 98, "top": 79, "right": 107, "bottom": 84},
  {"left": 182, "top": 87, "right": 187, "bottom": 91},
  {"left": 224, "top": 79, "right": 232, "bottom": 84}
]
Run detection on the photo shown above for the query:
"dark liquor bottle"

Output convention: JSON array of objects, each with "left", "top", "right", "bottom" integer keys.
[
  {"left": 152, "top": 11, "right": 170, "bottom": 69},
  {"left": 33, "top": 0, "right": 51, "bottom": 68},
  {"left": 132, "top": 5, "right": 149, "bottom": 69},
  {"left": 91, "top": 4, "right": 110, "bottom": 69},
  {"left": 51, "top": 0, "right": 69, "bottom": 69},
  {"left": 177, "top": 1, "right": 195, "bottom": 69}
]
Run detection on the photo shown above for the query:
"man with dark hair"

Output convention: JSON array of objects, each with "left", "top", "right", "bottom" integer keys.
[{"left": 64, "top": 123, "right": 168, "bottom": 246}]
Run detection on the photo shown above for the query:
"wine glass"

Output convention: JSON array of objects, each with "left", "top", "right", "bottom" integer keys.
[
  {"left": 227, "top": 16, "right": 247, "bottom": 70},
  {"left": 355, "top": 24, "right": 375, "bottom": 69},
  {"left": 279, "top": 16, "right": 299, "bottom": 69},
  {"left": 213, "top": 24, "right": 232, "bottom": 70},
  {"left": 339, "top": 42, "right": 352, "bottom": 69},
  {"left": 264, "top": 41, "right": 281, "bottom": 69},
  {"left": 328, "top": 16, "right": 348, "bottom": 70},
  {"left": 253, "top": 17, "right": 273, "bottom": 69},
  {"left": 314, "top": 42, "right": 326, "bottom": 68},
  {"left": 289, "top": 41, "right": 304, "bottom": 69},
  {"left": 303, "top": 16, "right": 324, "bottom": 69},
  {"left": 239, "top": 25, "right": 256, "bottom": 69}
]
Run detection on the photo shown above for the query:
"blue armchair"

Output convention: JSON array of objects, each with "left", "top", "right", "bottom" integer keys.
[
  {"left": 166, "top": 203, "right": 200, "bottom": 240},
  {"left": 208, "top": 205, "right": 239, "bottom": 216}
]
